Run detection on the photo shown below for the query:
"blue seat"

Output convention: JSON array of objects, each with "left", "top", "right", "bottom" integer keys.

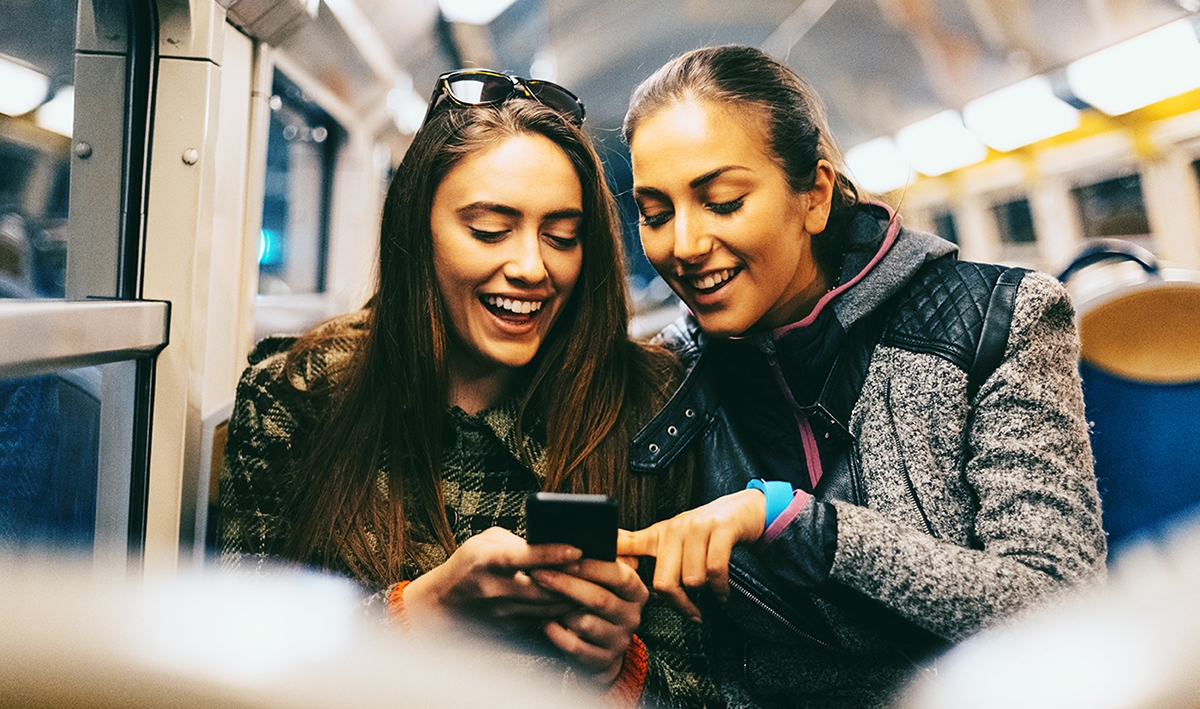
[{"left": 1059, "top": 240, "right": 1200, "bottom": 551}]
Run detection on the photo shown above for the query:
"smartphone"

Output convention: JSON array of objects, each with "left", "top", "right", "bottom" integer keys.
[{"left": 525, "top": 492, "right": 618, "bottom": 561}]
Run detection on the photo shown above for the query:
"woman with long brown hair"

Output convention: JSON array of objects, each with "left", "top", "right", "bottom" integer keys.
[{"left": 220, "top": 71, "right": 709, "bottom": 705}]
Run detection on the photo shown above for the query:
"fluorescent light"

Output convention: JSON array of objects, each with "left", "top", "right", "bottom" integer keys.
[
  {"left": 438, "top": 0, "right": 516, "bottom": 25},
  {"left": 845, "top": 136, "right": 914, "bottom": 193},
  {"left": 36, "top": 86, "right": 73, "bottom": 137},
  {"left": 0, "top": 54, "right": 49, "bottom": 117},
  {"left": 895, "top": 110, "right": 988, "bottom": 176},
  {"left": 1066, "top": 18, "right": 1200, "bottom": 115},
  {"left": 964, "top": 76, "right": 1080, "bottom": 152}
]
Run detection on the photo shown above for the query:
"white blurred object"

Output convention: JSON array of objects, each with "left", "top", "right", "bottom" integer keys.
[
  {"left": 895, "top": 110, "right": 988, "bottom": 177},
  {"left": 897, "top": 511, "right": 1200, "bottom": 709},
  {"left": 963, "top": 76, "right": 1080, "bottom": 152},
  {"left": 846, "top": 136, "right": 914, "bottom": 194},
  {"left": 437, "top": 0, "right": 516, "bottom": 25},
  {"left": 34, "top": 85, "right": 74, "bottom": 137},
  {"left": 1066, "top": 19, "right": 1200, "bottom": 116},
  {"left": 0, "top": 558, "right": 606, "bottom": 709},
  {"left": 0, "top": 54, "right": 49, "bottom": 116}
]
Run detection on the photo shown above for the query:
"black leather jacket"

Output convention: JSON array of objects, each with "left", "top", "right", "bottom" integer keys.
[{"left": 629, "top": 215, "right": 1037, "bottom": 707}]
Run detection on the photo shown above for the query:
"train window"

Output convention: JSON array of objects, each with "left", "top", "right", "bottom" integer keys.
[
  {"left": 993, "top": 198, "right": 1037, "bottom": 244},
  {"left": 1071, "top": 173, "right": 1151, "bottom": 239},
  {"left": 259, "top": 71, "right": 344, "bottom": 296},
  {"left": 932, "top": 211, "right": 959, "bottom": 245},
  {"left": 0, "top": 0, "right": 75, "bottom": 299}
]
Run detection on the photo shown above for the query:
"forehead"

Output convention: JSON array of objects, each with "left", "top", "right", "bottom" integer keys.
[
  {"left": 629, "top": 99, "right": 777, "bottom": 185},
  {"left": 438, "top": 132, "right": 583, "bottom": 204}
]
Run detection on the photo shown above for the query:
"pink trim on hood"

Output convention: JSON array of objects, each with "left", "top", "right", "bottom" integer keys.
[{"left": 771, "top": 202, "right": 900, "bottom": 338}]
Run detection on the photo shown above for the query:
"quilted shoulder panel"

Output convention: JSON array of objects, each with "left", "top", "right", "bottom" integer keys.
[{"left": 880, "top": 259, "right": 1010, "bottom": 372}]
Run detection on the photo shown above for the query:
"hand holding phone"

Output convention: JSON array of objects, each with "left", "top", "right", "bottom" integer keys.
[{"left": 525, "top": 492, "right": 618, "bottom": 561}]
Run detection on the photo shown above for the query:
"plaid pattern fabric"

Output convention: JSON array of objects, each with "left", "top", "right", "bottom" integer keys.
[{"left": 219, "top": 312, "right": 718, "bottom": 709}]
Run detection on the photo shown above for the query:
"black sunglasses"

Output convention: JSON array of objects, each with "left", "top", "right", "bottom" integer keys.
[{"left": 422, "top": 69, "right": 586, "bottom": 127}]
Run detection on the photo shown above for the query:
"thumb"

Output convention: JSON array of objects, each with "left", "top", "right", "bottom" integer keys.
[{"left": 617, "top": 527, "right": 659, "bottom": 557}]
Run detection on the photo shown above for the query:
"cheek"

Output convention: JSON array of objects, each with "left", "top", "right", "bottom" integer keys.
[{"left": 638, "top": 227, "right": 672, "bottom": 267}]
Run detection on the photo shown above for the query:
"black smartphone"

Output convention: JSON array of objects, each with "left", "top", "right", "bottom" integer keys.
[{"left": 525, "top": 492, "right": 618, "bottom": 561}]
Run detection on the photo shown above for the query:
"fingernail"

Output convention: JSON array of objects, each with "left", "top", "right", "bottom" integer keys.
[{"left": 689, "top": 615, "right": 703, "bottom": 624}]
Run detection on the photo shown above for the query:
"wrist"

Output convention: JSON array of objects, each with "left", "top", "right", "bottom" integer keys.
[
  {"left": 398, "top": 573, "right": 446, "bottom": 626},
  {"left": 746, "top": 479, "right": 793, "bottom": 532}
]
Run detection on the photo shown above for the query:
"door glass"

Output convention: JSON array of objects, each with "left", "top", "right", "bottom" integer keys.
[{"left": 0, "top": 0, "right": 76, "bottom": 298}]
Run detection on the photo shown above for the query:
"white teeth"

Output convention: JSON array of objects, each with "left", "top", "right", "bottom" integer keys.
[
  {"left": 691, "top": 269, "right": 735, "bottom": 290},
  {"left": 485, "top": 296, "right": 543, "bottom": 314}
]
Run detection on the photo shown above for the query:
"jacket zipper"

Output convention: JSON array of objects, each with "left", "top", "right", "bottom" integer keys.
[{"left": 727, "top": 572, "right": 836, "bottom": 651}]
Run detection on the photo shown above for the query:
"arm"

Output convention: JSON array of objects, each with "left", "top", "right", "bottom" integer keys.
[
  {"left": 219, "top": 352, "right": 302, "bottom": 570},
  {"left": 811, "top": 271, "right": 1106, "bottom": 640}
]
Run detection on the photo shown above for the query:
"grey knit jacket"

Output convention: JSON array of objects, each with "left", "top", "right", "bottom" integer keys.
[{"left": 631, "top": 205, "right": 1107, "bottom": 708}]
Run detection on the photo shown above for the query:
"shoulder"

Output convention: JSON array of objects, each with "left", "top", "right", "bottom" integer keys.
[
  {"left": 242, "top": 309, "right": 370, "bottom": 395},
  {"left": 881, "top": 258, "right": 1029, "bottom": 377},
  {"left": 648, "top": 314, "right": 705, "bottom": 367}
]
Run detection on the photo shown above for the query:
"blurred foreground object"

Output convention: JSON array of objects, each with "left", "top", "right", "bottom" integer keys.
[
  {"left": 1057, "top": 239, "right": 1200, "bottom": 551},
  {"left": 0, "top": 557, "right": 605, "bottom": 709},
  {"left": 898, "top": 509, "right": 1200, "bottom": 709}
]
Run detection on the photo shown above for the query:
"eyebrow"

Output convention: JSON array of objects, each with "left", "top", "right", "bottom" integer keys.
[
  {"left": 633, "top": 165, "right": 750, "bottom": 199},
  {"left": 456, "top": 202, "right": 583, "bottom": 221}
]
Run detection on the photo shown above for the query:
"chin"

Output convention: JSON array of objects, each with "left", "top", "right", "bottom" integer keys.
[{"left": 692, "top": 313, "right": 752, "bottom": 339}]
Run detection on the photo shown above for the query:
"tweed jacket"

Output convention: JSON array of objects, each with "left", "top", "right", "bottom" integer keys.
[
  {"left": 631, "top": 205, "right": 1107, "bottom": 708},
  {"left": 219, "top": 312, "right": 717, "bottom": 708}
]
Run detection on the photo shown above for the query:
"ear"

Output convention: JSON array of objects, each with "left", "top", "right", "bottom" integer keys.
[{"left": 802, "top": 160, "right": 836, "bottom": 235}]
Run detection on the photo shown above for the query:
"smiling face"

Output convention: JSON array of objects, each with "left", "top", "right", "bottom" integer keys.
[
  {"left": 431, "top": 132, "right": 583, "bottom": 386},
  {"left": 630, "top": 99, "right": 834, "bottom": 337}
]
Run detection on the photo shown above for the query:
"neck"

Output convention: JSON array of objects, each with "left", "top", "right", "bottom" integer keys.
[
  {"left": 447, "top": 359, "right": 517, "bottom": 415},
  {"left": 762, "top": 261, "right": 831, "bottom": 330}
]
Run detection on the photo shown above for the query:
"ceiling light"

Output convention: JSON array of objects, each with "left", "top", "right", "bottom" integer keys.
[
  {"left": 845, "top": 136, "right": 914, "bottom": 193},
  {"left": 1066, "top": 18, "right": 1200, "bottom": 115},
  {"left": 895, "top": 110, "right": 988, "bottom": 177},
  {"left": 0, "top": 54, "right": 49, "bottom": 117},
  {"left": 36, "top": 86, "right": 73, "bottom": 137},
  {"left": 963, "top": 75, "right": 1080, "bottom": 152},
  {"left": 437, "top": 0, "right": 516, "bottom": 25}
]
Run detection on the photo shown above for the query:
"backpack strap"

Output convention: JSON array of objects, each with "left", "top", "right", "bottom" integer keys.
[{"left": 969, "top": 266, "right": 1026, "bottom": 396}]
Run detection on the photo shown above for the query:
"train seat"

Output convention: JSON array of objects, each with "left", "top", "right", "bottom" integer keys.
[{"left": 1058, "top": 239, "right": 1200, "bottom": 552}]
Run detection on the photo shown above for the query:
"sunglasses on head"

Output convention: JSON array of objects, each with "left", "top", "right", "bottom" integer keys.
[{"left": 422, "top": 69, "right": 586, "bottom": 127}]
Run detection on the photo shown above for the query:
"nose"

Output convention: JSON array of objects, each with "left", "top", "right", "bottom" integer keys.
[
  {"left": 672, "top": 208, "right": 712, "bottom": 265},
  {"left": 503, "top": 228, "right": 549, "bottom": 285}
]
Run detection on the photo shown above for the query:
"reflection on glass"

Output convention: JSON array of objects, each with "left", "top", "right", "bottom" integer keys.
[
  {"left": 0, "top": 367, "right": 101, "bottom": 550},
  {"left": 0, "top": 0, "right": 76, "bottom": 299},
  {"left": 1072, "top": 173, "right": 1151, "bottom": 239},
  {"left": 993, "top": 198, "right": 1037, "bottom": 244},
  {"left": 259, "top": 70, "right": 343, "bottom": 296}
]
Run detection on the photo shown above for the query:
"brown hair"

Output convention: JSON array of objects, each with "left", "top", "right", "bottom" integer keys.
[
  {"left": 279, "top": 100, "right": 683, "bottom": 584},
  {"left": 623, "top": 45, "right": 865, "bottom": 270}
]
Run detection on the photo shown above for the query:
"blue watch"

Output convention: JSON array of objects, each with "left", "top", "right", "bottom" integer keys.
[{"left": 746, "top": 479, "right": 793, "bottom": 530}]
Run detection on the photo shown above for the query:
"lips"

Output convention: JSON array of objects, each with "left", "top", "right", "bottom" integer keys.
[{"left": 482, "top": 294, "right": 545, "bottom": 323}]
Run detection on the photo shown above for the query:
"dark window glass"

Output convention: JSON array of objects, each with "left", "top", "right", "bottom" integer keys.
[
  {"left": 259, "top": 70, "right": 344, "bottom": 296},
  {"left": 0, "top": 367, "right": 101, "bottom": 550},
  {"left": 1, "top": 0, "right": 76, "bottom": 298},
  {"left": 1071, "top": 173, "right": 1151, "bottom": 238},
  {"left": 993, "top": 198, "right": 1037, "bottom": 244},
  {"left": 932, "top": 211, "right": 959, "bottom": 245}
]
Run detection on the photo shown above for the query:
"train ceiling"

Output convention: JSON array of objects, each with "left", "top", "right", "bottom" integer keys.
[{"left": 317, "top": 0, "right": 1195, "bottom": 150}]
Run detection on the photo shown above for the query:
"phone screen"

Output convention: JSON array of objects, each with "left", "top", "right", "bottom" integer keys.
[{"left": 525, "top": 492, "right": 618, "bottom": 561}]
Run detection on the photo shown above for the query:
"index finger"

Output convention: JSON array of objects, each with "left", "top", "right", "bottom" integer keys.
[{"left": 617, "top": 528, "right": 659, "bottom": 557}]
